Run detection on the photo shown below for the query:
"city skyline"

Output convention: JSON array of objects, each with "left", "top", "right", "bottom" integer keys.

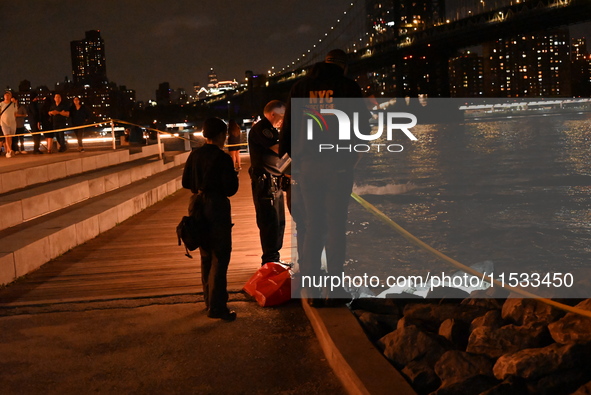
[
  {"left": 1, "top": 0, "right": 351, "bottom": 102},
  {"left": 3, "top": 1, "right": 591, "bottom": 103}
]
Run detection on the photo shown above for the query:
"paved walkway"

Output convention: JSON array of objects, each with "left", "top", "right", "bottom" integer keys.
[
  {"left": 0, "top": 153, "right": 345, "bottom": 394},
  {"left": 0, "top": 155, "right": 292, "bottom": 306}
]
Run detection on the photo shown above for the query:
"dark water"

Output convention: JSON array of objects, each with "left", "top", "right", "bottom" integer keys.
[{"left": 346, "top": 113, "right": 591, "bottom": 295}]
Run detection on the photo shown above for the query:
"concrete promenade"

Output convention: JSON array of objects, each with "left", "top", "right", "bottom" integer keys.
[
  {"left": 0, "top": 150, "right": 411, "bottom": 395},
  {"left": 0, "top": 152, "right": 346, "bottom": 394}
]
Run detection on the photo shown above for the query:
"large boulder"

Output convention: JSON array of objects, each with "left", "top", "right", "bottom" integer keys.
[
  {"left": 356, "top": 311, "right": 399, "bottom": 341},
  {"left": 462, "top": 288, "right": 505, "bottom": 310},
  {"left": 466, "top": 323, "right": 550, "bottom": 359},
  {"left": 438, "top": 319, "right": 469, "bottom": 350},
  {"left": 493, "top": 343, "right": 583, "bottom": 380},
  {"left": 572, "top": 380, "right": 591, "bottom": 395},
  {"left": 470, "top": 309, "right": 504, "bottom": 332},
  {"left": 548, "top": 299, "right": 591, "bottom": 344},
  {"left": 401, "top": 359, "right": 440, "bottom": 395},
  {"left": 528, "top": 367, "right": 591, "bottom": 395},
  {"left": 434, "top": 350, "right": 494, "bottom": 386},
  {"left": 430, "top": 375, "right": 499, "bottom": 395},
  {"left": 480, "top": 376, "right": 528, "bottom": 395},
  {"left": 402, "top": 302, "right": 488, "bottom": 332},
  {"left": 501, "top": 297, "right": 564, "bottom": 326},
  {"left": 379, "top": 325, "right": 451, "bottom": 368}
]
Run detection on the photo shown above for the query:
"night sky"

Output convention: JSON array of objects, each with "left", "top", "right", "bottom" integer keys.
[
  {"left": 2, "top": 1, "right": 590, "bottom": 102},
  {"left": 1, "top": 0, "right": 352, "bottom": 101}
]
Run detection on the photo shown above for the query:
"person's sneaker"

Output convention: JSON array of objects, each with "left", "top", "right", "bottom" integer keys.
[
  {"left": 207, "top": 309, "right": 237, "bottom": 321},
  {"left": 20, "top": 150, "right": 28, "bottom": 154},
  {"left": 6, "top": 151, "right": 13, "bottom": 158}
]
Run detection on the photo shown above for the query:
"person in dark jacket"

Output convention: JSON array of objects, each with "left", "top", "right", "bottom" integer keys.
[
  {"left": 280, "top": 49, "right": 369, "bottom": 306},
  {"left": 182, "top": 118, "right": 239, "bottom": 321},
  {"left": 27, "top": 92, "right": 44, "bottom": 154},
  {"left": 69, "top": 96, "right": 91, "bottom": 152},
  {"left": 47, "top": 93, "right": 69, "bottom": 153}
]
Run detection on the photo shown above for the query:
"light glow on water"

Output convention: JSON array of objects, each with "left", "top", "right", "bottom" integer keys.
[{"left": 346, "top": 114, "right": 591, "bottom": 298}]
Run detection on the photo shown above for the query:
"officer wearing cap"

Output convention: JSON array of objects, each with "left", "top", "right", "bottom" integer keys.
[{"left": 248, "top": 100, "right": 287, "bottom": 265}]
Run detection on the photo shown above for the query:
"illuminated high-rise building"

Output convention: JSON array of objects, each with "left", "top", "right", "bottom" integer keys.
[
  {"left": 70, "top": 30, "right": 108, "bottom": 87},
  {"left": 363, "top": 0, "right": 446, "bottom": 96},
  {"left": 571, "top": 38, "right": 591, "bottom": 97},
  {"left": 449, "top": 51, "right": 484, "bottom": 97},
  {"left": 208, "top": 68, "right": 218, "bottom": 88},
  {"left": 365, "top": 0, "right": 445, "bottom": 45},
  {"left": 483, "top": 29, "right": 571, "bottom": 97}
]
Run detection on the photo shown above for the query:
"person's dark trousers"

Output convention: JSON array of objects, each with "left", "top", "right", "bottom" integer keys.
[
  {"left": 287, "top": 177, "right": 306, "bottom": 266},
  {"left": 57, "top": 131, "right": 67, "bottom": 151},
  {"left": 32, "top": 132, "right": 42, "bottom": 152},
  {"left": 251, "top": 174, "right": 285, "bottom": 264},
  {"left": 12, "top": 128, "right": 26, "bottom": 151},
  {"left": 298, "top": 162, "right": 354, "bottom": 297},
  {"left": 74, "top": 129, "right": 84, "bottom": 149},
  {"left": 191, "top": 193, "right": 232, "bottom": 314}
]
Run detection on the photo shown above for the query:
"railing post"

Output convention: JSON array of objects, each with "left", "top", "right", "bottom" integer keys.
[
  {"left": 156, "top": 130, "right": 163, "bottom": 160},
  {"left": 111, "top": 121, "right": 116, "bottom": 150},
  {"left": 184, "top": 131, "right": 191, "bottom": 151}
]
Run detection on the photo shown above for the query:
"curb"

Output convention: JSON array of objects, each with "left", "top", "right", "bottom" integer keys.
[{"left": 301, "top": 299, "right": 417, "bottom": 395}]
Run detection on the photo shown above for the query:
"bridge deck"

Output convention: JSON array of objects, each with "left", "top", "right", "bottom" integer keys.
[{"left": 0, "top": 154, "right": 293, "bottom": 307}]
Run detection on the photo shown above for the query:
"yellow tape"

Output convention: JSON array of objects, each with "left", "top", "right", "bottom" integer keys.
[
  {"left": 1, "top": 121, "right": 107, "bottom": 138},
  {"left": 3, "top": 118, "right": 248, "bottom": 148},
  {"left": 351, "top": 192, "right": 591, "bottom": 319}
]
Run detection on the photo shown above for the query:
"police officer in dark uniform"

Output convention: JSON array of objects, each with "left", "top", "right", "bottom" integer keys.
[
  {"left": 248, "top": 100, "right": 287, "bottom": 265},
  {"left": 280, "top": 49, "right": 369, "bottom": 306}
]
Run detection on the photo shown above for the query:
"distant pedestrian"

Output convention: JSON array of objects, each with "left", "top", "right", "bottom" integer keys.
[
  {"left": 227, "top": 120, "right": 242, "bottom": 171},
  {"left": 182, "top": 117, "right": 239, "bottom": 321},
  {"left": 47, "top": 93, "right": 69, "bottom": 153},
  {"left": 69, "top": 96, "right": 91, "bottom": 152},
  {"left": 248, "top": 100, "right": 288, "bottom": 265},
  {"left": 12, "top": 96, "right": 28, "bottom": 154},
  {"left": 0, "top": 91, "right": 17, "bottom": 158},
  {"left": 28, "top": 92, "right": 44, "bottom": 154}
]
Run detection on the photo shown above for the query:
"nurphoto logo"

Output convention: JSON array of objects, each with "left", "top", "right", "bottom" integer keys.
[{"left": 302, "top": 99, "right": 419, "bottom": 153}]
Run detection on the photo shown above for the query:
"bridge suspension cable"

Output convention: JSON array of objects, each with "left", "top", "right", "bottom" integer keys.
[{"left": 271, "top": 1, "right": 367, "bottom": 76}]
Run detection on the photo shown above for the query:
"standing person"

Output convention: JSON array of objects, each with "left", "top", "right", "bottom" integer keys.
[
  {"left": 12, "top": 96, "right": 28, "bottom": 154},
  {"left": 182, "top": 118, "right": 239, "bottom": 321},
  {"left": 248, "top": 100, "right": 287, "bottom": 265},
  {"left": 40, "top": 95, "right": 54, "bottom": 152},
  {"left": 279, "top": 49, "right": 368, "bottom": 306},
  {"left": 227, "top": 120, "right": 242, "bottom": 171},
  {"left": 28, "top": 92, "right": 44, "bottom": 154},
  {"left": 48, "top": 93, "right": 69, "bottom": 153},
  {"left": 0, "top": 91, "right": 17, "bottom": 158},
  {"left": 69, "top": 96, "right": 91, "bottom": 152}
]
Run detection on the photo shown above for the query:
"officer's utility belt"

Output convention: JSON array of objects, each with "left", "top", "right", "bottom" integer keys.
[{"left": 250, "top": 170, "right": 290, "bottom": 196}]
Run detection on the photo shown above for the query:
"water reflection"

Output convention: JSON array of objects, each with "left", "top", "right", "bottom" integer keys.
[{"left": 348, "top": 114, "right": 591, "bottom": 297}]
